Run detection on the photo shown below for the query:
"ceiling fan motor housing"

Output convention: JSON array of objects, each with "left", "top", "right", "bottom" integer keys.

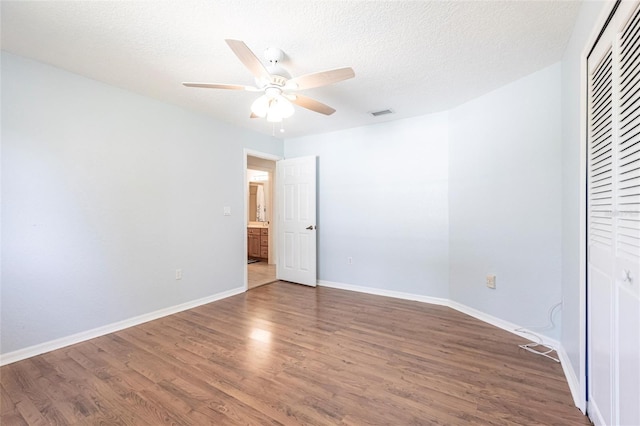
[
  {"left": 264, "top": 47, "right": 284, "bottom": 64},
  {"left": 263, "top": 47, "right": 290, "bottom": 87}
]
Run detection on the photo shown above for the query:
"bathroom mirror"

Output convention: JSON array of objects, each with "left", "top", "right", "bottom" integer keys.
[
  {"left": 248, "top": 169, "right": 270, "bottom": 223},
  {"left": 248, "top": 182, "right": 267, "bottom": 222}
]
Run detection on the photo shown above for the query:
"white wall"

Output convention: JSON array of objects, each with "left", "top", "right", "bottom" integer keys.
[
  {"left": 1, "top": 52, "right": 282, "bottom": 355},
  {"left": 285, "top": 113, "right": 450, "bottom": 298},
  {"left": 449, "top": 63, "right": 564, "bottom": 340},
  {"left": 284, "top": 65, "right": 566, "bottom": 340},
  {"left": 560, "top": 0, "right": 607, "bottom": 397}
]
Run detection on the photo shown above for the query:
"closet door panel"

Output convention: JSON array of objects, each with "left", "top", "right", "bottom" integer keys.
[
  {"left": 590, "top": 268, "right": 614, "bottom": 425},
  {"left": 616, "top": 285, "right": 640, "bottom": 426},
  {"left": 588, "top": 2, "right": 640, "bottom": 424},
  {"left": 587, "top": 28, "right": 615, "bottom": 426},
  {"left": 615, "top": 5, "right": 640, "bottom": 424}
]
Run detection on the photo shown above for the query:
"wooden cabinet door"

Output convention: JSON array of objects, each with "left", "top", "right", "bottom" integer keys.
[{"left": 248, "top": 234, "right": 261, "bottom": 258}]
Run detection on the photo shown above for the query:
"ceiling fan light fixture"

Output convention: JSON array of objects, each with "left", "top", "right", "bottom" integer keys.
[
  {"left": 251, "top": 95, "right": 270, "bottom": 117},
  {"left": 266, "top": 108, "right": 282, "bottom": 123},
  {"left": 255, "top": 93, "right": 294, "bottom": 123},
  {"left": 273, "top": 95, "right": 294, "bottom": 118}
]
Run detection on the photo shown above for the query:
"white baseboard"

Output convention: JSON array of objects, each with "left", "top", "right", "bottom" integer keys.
[
  {"left": 318, "top": 280, "right": 584, "bottom": 409},
  {"left": 319, "top": 280, "right": 559, "bottom": 347},
  {"left": 557, "top": 345, "right": 586, "bottom": 412},
  {"left": 0, "top": 286, "right": 245, "bottom": 366},
  {"left": 318, "top": 280, "right": 450, "bottom": 306},
  {"left": 587, "top": 399, "right": 605, "bottom": 426},
  {"left": 447, "top": 300, "right": 561, "bottom": 349}
]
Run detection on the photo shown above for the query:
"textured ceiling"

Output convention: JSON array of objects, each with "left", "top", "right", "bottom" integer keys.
[{"left": 1, "top": 1, "right": 581, "bottom": 139}]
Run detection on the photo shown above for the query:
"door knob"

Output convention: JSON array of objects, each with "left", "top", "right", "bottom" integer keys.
[
  {"left": 305, "top": 225, "right": 316, "bottom": 230},
  {"left": 622, "top": 269, "right": 632, "bottom": 283}
]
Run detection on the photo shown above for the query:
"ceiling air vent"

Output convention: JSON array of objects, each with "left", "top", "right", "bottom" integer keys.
[{"left": 369, "top": 109, "right": 394, "bottom": 117}]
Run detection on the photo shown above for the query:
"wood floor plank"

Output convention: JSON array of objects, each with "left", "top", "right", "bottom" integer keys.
[
  {"left": 248, "top": 261, "right": 277, "bottom": 289},
  {"left": 1, "top": 382, "right": 25, "bottom": 425},
  {"left": 1, "top": 282, "right": 590, "bottom": 425}
]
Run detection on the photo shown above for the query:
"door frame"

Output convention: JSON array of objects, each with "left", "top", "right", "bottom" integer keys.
[{"left": 243, "top": 149, "right": 282, "bottom": 291}]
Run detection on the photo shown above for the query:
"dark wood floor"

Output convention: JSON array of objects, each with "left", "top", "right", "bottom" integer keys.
[{"left": 1, "top": 282, "right": 590, "bottom": 425}]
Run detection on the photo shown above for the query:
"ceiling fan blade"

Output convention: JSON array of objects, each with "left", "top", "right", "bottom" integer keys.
[
  {"left": 182, "top": 82, "right": 259, "bottom": 91},
  {"left": 287, "top": 67, "right": 355, "bottom": 91},
  {"left": 290, "top": 94, "right": 336, "bottom": 115},
  {"left": 225, "top": 39, "right": 271, "bottom": 81}
]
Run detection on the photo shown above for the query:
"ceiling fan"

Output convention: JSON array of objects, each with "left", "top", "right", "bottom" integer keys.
[{"left": 183, "top": 39, "right": 355, "bottom": 123}]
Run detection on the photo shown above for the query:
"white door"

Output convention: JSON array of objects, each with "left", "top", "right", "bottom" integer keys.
[
  {"left": 587, "top": 2, "right": 640, "bottom": 425},
  {"left": 276, "top": 156, "right": 317, "bottom": 286}
]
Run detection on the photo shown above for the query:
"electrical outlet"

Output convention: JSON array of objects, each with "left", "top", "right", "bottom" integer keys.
[
  {"left": 347, "top": 257, "right": 353, "bottom": 265},
  {"left": 176, "top": 269, "right": 182, "bottom": 280},
  {"left": 486, "top": 274, "right": 496, "bottom": 289}
]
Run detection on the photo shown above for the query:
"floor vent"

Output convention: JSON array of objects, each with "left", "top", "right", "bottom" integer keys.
[{"left": 369, "top": 109, "right": 394, "bottom": 117}]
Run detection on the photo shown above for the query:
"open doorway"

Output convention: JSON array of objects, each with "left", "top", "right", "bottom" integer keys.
[{"left": 246, "top": 153, "right": 278, "bottom": 289}]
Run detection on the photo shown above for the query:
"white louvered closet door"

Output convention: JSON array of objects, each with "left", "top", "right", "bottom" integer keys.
[{"left": 587, "top": 2, "right": 640, "bottom": 425}]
